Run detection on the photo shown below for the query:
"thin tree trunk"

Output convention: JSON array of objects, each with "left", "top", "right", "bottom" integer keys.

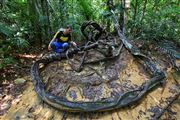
[
  {"left": 107, "top": 20, "right": 111, "bottom": 32},
  {"left": 119, "top": 0, "right": 124, "bottom": 33},
  {"left": 28, "top": 0, "right": 42, "bottom": 46},
  {"left": 45, "top": 0, "right": 51, "bottom": 40},
  {"left": 59, "top": 0, "right": 64, "bottom": 27},
  {"left": 41, "top": 0, "right": 51, "bottom": 44},
  {"left": 107, "top": 0, "right": 116, "bottom": 31},
  {"left": 41, "top": 0, "right": 46, "bottom": 43},
  {"left": 122, "top": 0, "right": 125, "bottom": 34},
  {"left": 131, "top": 0, "right": 139, "bottom": 35}
]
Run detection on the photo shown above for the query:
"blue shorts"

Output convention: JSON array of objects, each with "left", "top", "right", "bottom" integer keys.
[{"left": 50, "top": 42, "right": 69, "bottom": 53}]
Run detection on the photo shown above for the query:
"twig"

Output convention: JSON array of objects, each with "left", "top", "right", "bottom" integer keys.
[
  {"left": 74, "top": 51, "right": 88, "bottom": 72},
  {"left": 87, "top": 65, "right": 101, "bottom": 75}
]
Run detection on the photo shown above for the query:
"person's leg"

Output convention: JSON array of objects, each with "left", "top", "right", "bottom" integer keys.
[
  {"left": 57, "top": 42, "right": 69, "bottom": 52},
  {"left": 50, "top": 42, "right": 69, "bottom": 53},
  {"left": 62, "top": 43, "right": 69, "bottom": 51},
  {"left": 50, "top": 42, "right": 61, "bottom": 53}
]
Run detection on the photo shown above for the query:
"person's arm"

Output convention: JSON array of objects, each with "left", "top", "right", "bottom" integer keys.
[
  {"left": 68, "top": 35, "right": 77, "bottom": 47},
  {"left": 48, "top": 38, "right": 55, "bottom": 50},
  {"left": 48, "top": 31, "right": 60, "bottom": 50},
  {"left": 70, "top": 41, "right": 77, "bottom": 47}
]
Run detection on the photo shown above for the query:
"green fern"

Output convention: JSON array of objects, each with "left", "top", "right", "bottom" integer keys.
[
  {"left": 0, "top": 57, "right": 15, "bottom": 69},
  {"left": 0, "top": 23, "right": 14, "bottom": 37},
  {"left": 77, "top": 0, "right": 96, "bottom": 20},
  {"left": 13, "top": 37, "right": 29, "bottom": 49}
]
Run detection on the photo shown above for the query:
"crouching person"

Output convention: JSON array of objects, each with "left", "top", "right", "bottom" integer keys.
[{"left": 48, "top": 25, "right": 77, "bottom": 53}]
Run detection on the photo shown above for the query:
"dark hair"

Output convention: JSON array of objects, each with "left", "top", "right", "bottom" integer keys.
[{"left": 66, "top": 25, "right": 72, "bottom": 30}]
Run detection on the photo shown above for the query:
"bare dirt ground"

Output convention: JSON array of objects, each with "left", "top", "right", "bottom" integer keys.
[{"left": 0, "top": 42, "right": 179, "bottom": 120}]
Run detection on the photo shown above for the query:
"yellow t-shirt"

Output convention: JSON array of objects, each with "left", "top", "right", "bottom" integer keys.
[{"left": 53, "top": 30, "right": 71, "bottom": 42}]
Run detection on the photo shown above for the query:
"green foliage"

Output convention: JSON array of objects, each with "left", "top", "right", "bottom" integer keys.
[
  {"left": 0, "top": 23, "right": 14, "bottom": 37},
  {"left": 48, "top": 0, "right": 103, "bottom": 42},
  {"left": 0, "top": 0, "right": 30, "bottom": 69},
  {"left": 77, "top": 0, "right": 96, "bottom": 20},
  {"left": 127, "top": 0, "right": 180, "bottom": 43},
  {"left": 0, "top": 57, "right": 15, "bottom": 69},
  {"left": 0, "top": 0, "right": 179, "bottom": 69}
]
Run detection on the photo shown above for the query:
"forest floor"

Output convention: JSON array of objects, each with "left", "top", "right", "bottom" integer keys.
[
  {"left": 0, "top": 47, "right": 47, "bottom": 116},
  {"left": 0, "top": 40, "right": 179, "bottom": 120}
]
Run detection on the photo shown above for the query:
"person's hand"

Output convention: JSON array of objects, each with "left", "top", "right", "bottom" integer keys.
[
  {"left": 48, "top": 44, "right": 52, "bottom": 51},
  {"left": 71, "top": 41, "right": 77, "bottom": 47}
]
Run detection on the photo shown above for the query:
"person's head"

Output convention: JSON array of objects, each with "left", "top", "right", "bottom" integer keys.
[{"left": 64, "top": 25, "right": 72, "bottom": 35}]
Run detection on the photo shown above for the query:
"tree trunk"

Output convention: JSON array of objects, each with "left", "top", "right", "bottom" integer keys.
[
  {"left": 130, "top": 0, "right": 139, "bottom": 35},
  {"left": 120, "top": 0, "right": 125, "bottom": 34},
  {"left": 44, "top": 0, "right": 51, "bottom": 41},
  {"left": 59, "top": 0, "right": 64, "bottom": 27},
  {"left": 28, "top": 0, "right": 42, "bottom": 46},
  {"left": 107, "top": 0, "right": 116, "bottom": 31},
  {"left": 107, "top": 20, "right": 111, "bottom": 32},
  {"left": 41, "top": 0, "right": 51, "bottom": 44}
]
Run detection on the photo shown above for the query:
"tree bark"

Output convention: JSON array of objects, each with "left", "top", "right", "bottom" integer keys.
[
  {"left": 45, "top": 0, "right": 51, "bottom": 41},
  {"left": 107, "top": 20, "right": 111, "bottom": 32},
  {"left": 107, "top": 0, "right": 116, "bottom": 31},
  {"left": 41, "top": 0, "right": 51, "bottom": 44},
  {"left": 59, "top": 0, "right": 64, "bottom": 27},
  {"left": 28, "top": 0, "right": 42, "bottom": 46},
  {"left": 120, "top": 0, "right": 125, "bottom": 34}
]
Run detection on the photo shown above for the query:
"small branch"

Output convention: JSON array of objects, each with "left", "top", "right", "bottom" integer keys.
[{"left": 72, "top": 51, "right": 88, "bottom": 72}]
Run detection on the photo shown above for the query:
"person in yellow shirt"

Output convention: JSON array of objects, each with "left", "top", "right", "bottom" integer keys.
[{"left": 48, "top": 25, "right": 77, "bottom": 53}]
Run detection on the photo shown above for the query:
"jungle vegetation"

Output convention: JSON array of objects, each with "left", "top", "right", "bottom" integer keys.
[{"left": 0, "top": 0, "right": 179, "bottom": 69}]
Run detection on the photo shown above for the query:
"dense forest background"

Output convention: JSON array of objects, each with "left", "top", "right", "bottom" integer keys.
[{"left": 0, "top": 0, "right": 179, "bottom": 70}]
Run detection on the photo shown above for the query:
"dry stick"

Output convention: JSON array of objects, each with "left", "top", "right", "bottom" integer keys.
[
  {"left": 44, "top": 75, "right": 51, "bottom": 90},
  {"left": 153, "top": 92, "right": 180, "bottom": 119},
  {"left": 61, "top": 84, "right": 71, "bottom": 97},
  {"left": 67, "top": 41, "right": 93, "bottom": 72},
  {"left": 87, "top": 65, "right": 103, "bottom": 78},
  {"left": 68, "top": 51, "right": 87, "bottom": 72},
  {"left": 76, "top": 51, "right": 88, "bottom": 72}
]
